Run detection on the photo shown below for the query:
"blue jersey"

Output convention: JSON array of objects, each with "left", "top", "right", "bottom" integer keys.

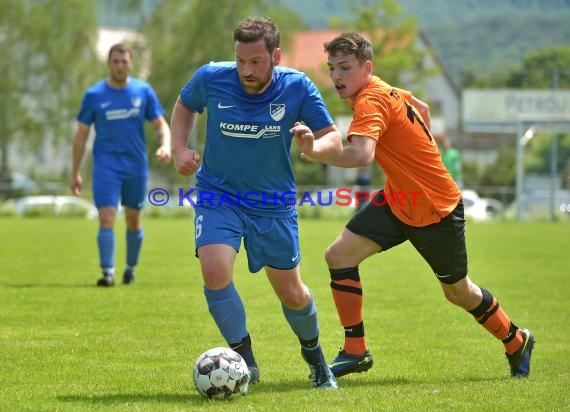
[
  {"left": 77, "top": 77, "right": 164, "bottom": 178},
  {"left": 180, "top": 62, "right": 334, "bottom": 217}
]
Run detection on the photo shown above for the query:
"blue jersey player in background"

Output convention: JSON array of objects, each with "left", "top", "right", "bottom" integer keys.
[
  {"left": 70, "top": 43, "right": 172, "bottom": 287},
  {"left": 171, "top": 17, "right": 342, "bottom": 389}
]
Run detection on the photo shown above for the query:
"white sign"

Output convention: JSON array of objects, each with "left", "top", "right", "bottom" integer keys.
[{"left": 463, "top": 89, "right": 570, "bottom": 132}]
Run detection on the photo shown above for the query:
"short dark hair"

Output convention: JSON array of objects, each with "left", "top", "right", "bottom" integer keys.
[
  {"left": 108, "top": 43, "right": 133, "bottom": 60},
  {"left": 324, "top": 32, "right": 373, "bottom": 63},
  {"left": 233, "top": 17, "right": 280, "bottom": 54}
]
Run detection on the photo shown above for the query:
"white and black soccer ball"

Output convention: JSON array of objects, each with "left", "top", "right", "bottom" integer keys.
[{"left": 193, "top": 347, "right": 249, "bottom": 399}]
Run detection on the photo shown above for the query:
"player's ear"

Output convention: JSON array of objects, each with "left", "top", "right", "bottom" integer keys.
[
  {"left": 364, "top": 59, "right": 373, "bottom": 75},
  {"left": 272, "top": 48, "right": 281, "bottom": 66}
]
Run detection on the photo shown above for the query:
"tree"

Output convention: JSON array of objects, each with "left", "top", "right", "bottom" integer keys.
[
  {"left": 0, "top": 0, "right": 99, "bottom": 180},
  {"left": 506, "top": 46, "right": 570, "bottom": 88},
  {"left": 481, "top": 149, "right": 516, "bottom": 186}
]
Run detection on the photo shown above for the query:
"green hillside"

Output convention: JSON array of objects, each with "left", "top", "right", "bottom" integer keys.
[
  {"left": 97, "top": 0, "right": 570, "bottom": 85},
  {"left": 281, "top": 0, "right": 570, "bottom": 84}
]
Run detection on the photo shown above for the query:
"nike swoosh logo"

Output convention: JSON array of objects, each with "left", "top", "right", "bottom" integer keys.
[
  {"left": 100, "top": 102, "right": 111, "bottom": 108},
  {"left": 217, "top": 103, "right": 235, "bottom": 109},
  {"left": 291, "top": 252, "right": 299, "bottom": 261},
  {"left": 330, "top": 357, "right": 370, "bottom": 367},
  {"left": 330, "top": 360, "right": 357, "bottom": 366}
]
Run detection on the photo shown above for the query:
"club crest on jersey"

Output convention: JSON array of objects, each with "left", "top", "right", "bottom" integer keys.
[
  {"left": 270, "top": 103, "right": 285, "bottom": 121},
  {"left": 131, "top": 97, "right": 142, "bottom": 108}
]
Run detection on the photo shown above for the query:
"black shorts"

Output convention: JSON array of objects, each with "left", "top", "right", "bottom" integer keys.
[{"left": 346, "top": 192, "right": 468, "bottom": 284}]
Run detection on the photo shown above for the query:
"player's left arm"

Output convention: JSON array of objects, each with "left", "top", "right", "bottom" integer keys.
[
  {"left": 153, "top": 116, "right": 172, "bottom": 166},
  {"left": 410, "top": 96, "right": 431, "bottom": 131},
  {"left": 291, "top": 123, "right": 342, "bottom": 163},
  {"left": 394, "top": 87, "right": 431, "bottom": 131}
]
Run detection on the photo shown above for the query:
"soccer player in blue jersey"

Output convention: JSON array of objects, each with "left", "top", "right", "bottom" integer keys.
[
  {"left": 70, "top": 43, "right": 171, "bottom": 287},
  {"left": 170, "top": 17, "right": 342, "bottom": 389}
]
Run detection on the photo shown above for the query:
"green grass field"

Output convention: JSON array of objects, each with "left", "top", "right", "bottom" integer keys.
[{"left": 1, "top": 217, "right": 569, "bottom": 411}]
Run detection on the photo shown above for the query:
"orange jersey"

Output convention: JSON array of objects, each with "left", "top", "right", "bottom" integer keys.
[{"left": 347, "top": 76, "right": 461, "bottom": 227}]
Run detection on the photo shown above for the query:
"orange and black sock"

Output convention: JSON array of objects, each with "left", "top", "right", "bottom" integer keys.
[
  {"left": 468, "top": 287, "right": 524, "bottom": 355},
  {"left": 329, "top": 267, "right": 366, "bottom": 355}
]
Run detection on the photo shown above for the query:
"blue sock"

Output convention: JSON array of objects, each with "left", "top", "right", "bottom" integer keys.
[
  {"left": 282, "top": 293, "right": 324, "bottom": 365},
  {"left": 282, "top": 294, "right": 320, "bottom": 341},
  {"left": 204, "top": 282, "right": 248, "bottom": 346},
  {"left": 97, "top": 227, "right": 115, "bottom": 275},
  {"left": 126, "top": 229, "right": 143, "bottom": 268}
]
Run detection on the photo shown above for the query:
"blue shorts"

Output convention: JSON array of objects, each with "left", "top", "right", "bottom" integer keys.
[
  {"left": 194, "top": 205, "right": 301, "bottom": 273},
  {"left": 92, "top": 167, "right": 147, "bottom": 210}
]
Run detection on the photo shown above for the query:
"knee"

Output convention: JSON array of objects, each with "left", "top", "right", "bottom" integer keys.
[
  {"left": 279, "top": 286, "right": 310, "bottom": 310},
  {"left": 98, "top": 208, "right": 116, "bottom": 227},
  {"left": 441, "top": 280, "right": 482, "bottom": 310},
  {"left": 124, "top": 209, "right": 142, "bottom": 231},
  {"left": 201, "top": 262, "right": 232, "bottom": 290},
  {"left": 324, "top": 243, "right": 344, "bottom": 268},
  {"left": 126, "top": 217, "right": 141, "bottom": 231},
  {"left": 99, "top": 218, "right": 114, "bottom": 228}
]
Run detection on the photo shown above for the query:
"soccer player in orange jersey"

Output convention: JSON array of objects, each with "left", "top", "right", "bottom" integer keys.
[{"left": 311, "top": 32, "right": 533, "bottom": 378}]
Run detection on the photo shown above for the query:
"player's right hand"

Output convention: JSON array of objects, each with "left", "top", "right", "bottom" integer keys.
[
  {"left": 70, "top": 174, "right": 82, "bottom": 196},
  {"left": 290, "top": 121, "right": 315, "bottom": 157},
  {"left": 174, "top": 149, "right": 201, "bottom": 176}
]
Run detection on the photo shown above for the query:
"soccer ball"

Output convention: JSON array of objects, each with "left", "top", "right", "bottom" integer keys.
[{"left": 193, "top": 347, "right": 249, "bottom": 399}]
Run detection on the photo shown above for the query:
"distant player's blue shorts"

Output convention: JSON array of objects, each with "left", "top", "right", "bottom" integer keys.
[
  {"left": 92, "top": 167, "right": 147, "bottom": 210},
  {"left": 193, "top": 205, "right": 301, "bottom": 273}
]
